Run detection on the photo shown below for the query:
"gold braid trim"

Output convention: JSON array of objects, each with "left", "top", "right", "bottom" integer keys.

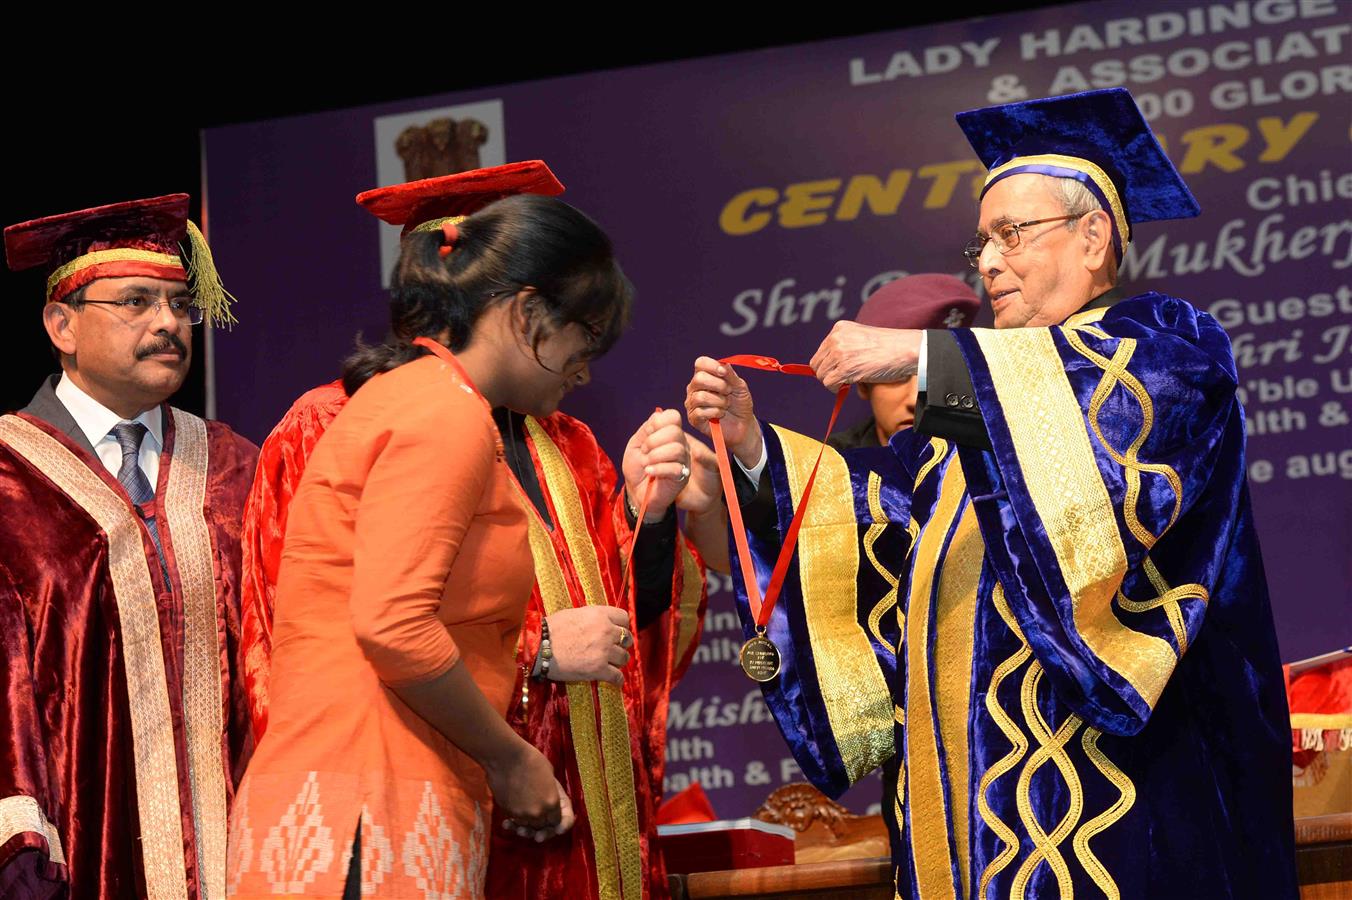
[
  {"left": 977, "top": 583, "right": 1033, "bottom": 898},
  {"left": 914, "top": 438, "right": 949, "bottom": 493},
  {"left": 0, "top": 416, "right": 189, "bottom": 899},
  {"left": 1066, "top": 309, "right": 1111, "bottom": 330},
  {"left": 1291, "top": 713, "right": 1352, "bottom": 730},
  {"left": 932, "top": 505, "right": 984, "bottom": 899},
  {"left": 596, "top": 680, "right": 640, "bottom": 899},
  {"left": 523, "top": 512, "right": 622, "bottom": 899},
  {"left": 1063, "top": 325, "right": 1207, "bottom": 656},
  {"left": 1073, "top": 729, "right": 1136, "bottom": 900},
  {"left": 1117, "top": 558, "right": 1207, "bottom": 655},
  {"left": 45, "top": 248, "right": 183, "bottom": 299},
  {"left": 0, "top": 795, "right": 66, "bottom": 866},
  {"left": 973, "top": 326, "right": 1174, "bottom": 710},
  {"left": 773, "top": 425, "right": 894, "bottom": 785},
  {"left": 864, "top": 471, "right": 901, "bottom": 653},
  {"left": 1062, "top": 329, "right": 1183, "bottom": 542},
  {"left": 900, "top": 457, "right": 965, "bottom": 900},
  {"left": 526, "top": 418, "right": 642, "bottom": 900},
  {"left": 1011, "top": 663, "right": 1084, "bottom": 900},
  {"left": 161, "top": 410, "right": 229, "bottom": 900}
]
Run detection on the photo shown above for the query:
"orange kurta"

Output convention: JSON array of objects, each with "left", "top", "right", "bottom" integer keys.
[{"left": 226, "top": 355, "right": 531, "bottom": 898}]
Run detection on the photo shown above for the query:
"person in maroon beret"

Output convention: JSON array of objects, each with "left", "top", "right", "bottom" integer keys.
[{"left": 826, "top": 273, "right": 979, "bottom": 451}]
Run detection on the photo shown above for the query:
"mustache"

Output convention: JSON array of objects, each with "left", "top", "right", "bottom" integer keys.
[{"left": 136, "top": 334, "right": 189, "bottom": 360}]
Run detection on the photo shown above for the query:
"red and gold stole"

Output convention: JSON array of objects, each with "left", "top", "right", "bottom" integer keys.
[{"left": 520, "top": 417, "right": 644, "bottom": 900}]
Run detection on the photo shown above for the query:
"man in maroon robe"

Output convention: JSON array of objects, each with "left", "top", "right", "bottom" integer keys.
[{"left": 0, "top": 195, "right": 259, "bottom": 900}]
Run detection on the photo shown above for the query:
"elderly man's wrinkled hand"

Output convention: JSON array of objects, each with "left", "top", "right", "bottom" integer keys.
[{"left": 809, "top": 321, "right": 923, "bottom": 392}]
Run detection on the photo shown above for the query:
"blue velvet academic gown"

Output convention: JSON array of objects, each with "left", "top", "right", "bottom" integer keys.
[{"left": 732, "top": 293, "right": 1297, "bottom": 899}]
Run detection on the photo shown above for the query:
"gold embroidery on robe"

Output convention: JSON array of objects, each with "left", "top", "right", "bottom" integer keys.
[
  {"left": 0, "top": 415, "right": 189, "bottom": 900},
  {"left": 932, "top": 505, "right": 984, "bottom": 898},
  {"left": 675, "top": 539, "right": 703, "bottom": 665},
  {"left": 163, "top": 409, "right": 230, "bottom": 900},
  {"left": 978, "top": 584, "right": 1033, "bottom": 897},
  {"left": 971, "top": 328, "right": 1175, "bottom": 709},
  {"left": 526, "top": 418, "right": 642, "bottom": 900},
  {"left": 863, "top": 471, "right": 901, "bottom": 654},
  {"left": 901, "top": 455, "right": 966, "bottom": 900},
  {"left": 772, "top": 426, "right": 894, "bottom": 785},
  {"left": 523, "top": 515, "right": 623, "bottom": 899},
  {"left": 0, "top": 794, "right": 66, "bottom": 865}
]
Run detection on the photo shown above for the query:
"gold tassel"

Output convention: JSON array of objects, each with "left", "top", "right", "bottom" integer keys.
[{"left": 183, "top": 221, "right": 238, "bottom": 328}]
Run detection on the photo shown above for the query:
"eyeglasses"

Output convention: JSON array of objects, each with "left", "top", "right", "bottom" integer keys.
[
  {"left": 72, "top": 295, "right": 204, "bottom": 325},
  {"left": 962, "top": 214, "right": 1084, "bottom": 268}
]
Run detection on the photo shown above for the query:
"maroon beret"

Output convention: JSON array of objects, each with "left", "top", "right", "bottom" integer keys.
[{"left": 855, "top": 273, "right": 980, "bottom": 330}]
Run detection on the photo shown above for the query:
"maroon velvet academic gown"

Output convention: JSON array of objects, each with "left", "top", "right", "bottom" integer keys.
[{"left": 0, "top": 404, "right": 257, "bottom": 900}]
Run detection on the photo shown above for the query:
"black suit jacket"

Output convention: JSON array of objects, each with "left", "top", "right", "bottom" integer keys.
[
  {"left": 914, "top": 290, "right": 1120, "bottom": 450},
  {"left": 20, "top": 375, "right": 100, "bottom": 457}
]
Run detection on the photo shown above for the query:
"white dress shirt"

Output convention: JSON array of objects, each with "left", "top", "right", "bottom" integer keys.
[{"left": 54, "top": 373, "right": 164, "bottom": 489}]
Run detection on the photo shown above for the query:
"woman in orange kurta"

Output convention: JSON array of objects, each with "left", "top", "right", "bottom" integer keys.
[{"left": 227, "top": 191, "right": 634, "bottom": 898}]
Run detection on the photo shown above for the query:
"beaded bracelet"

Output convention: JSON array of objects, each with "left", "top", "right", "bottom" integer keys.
[{"left": 536, "top": 616, "right": 553, "bottom": 681}]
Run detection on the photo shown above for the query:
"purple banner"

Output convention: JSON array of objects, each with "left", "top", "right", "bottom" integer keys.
[{"left": 204, "top": 0, "right": 1352, "bottom": 818}]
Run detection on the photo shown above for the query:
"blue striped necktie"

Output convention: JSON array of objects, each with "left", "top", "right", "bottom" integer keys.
[
  {"left": 110, "top": 422, "right": 167, "bottom": 575},
  {"left": 111, "top": 423, "right": 153, "bottom": 503}
]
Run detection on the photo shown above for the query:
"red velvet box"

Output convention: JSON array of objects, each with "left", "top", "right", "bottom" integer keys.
[{"left": 658, "top": 818, "right": 796, "bottom": 874}]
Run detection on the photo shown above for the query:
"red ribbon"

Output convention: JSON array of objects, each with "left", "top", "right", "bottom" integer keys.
[
  {"left": 708, "top": 355, "right": 848, "bottom": 631},
  {"left": 622, "top": 425, "right": 658, "bottom": 607}
]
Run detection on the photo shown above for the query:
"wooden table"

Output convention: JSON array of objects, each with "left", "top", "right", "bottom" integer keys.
[{"left": 669, "top": 813, "right": 1352, "bottom": 899}]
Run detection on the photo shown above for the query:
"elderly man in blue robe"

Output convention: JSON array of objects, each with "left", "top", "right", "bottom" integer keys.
[{"left": 685, "top": 88, "right": 1296, "bottom": 900}]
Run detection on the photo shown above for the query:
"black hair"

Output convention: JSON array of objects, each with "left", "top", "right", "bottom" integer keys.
[{"left": 343, "top": 193, "right": 632, "bottom": 395}]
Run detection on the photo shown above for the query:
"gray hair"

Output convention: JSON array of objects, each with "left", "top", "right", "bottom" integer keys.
[{"left": 1046, "top": 175, "right": 1118, "bottom": 283}]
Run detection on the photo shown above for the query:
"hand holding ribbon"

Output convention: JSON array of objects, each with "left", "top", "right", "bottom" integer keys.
[
  {"left": 621, "top": 408, "right": 689, "bottom": 521},
  {"left": 809, "top": 321, "right": 924, "bottom": 391},
  {"left": 685, "top": 356, "right": 764, "bottom": 465},
  {"left": 685, "top": 354, "right": 849, "bottom": 681}
]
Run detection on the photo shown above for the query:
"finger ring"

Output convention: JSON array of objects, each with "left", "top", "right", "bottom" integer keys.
[
  {"left": 678, "top": 464, "right": 690, "bottom": 483},
  {"left": 618, "top": 626, "right": 631, "bottom": 648}
]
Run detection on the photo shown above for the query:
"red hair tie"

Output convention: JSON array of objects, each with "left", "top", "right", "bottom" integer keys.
[{"left": 438, "top": 220, "right": 460, "bottom": 259}]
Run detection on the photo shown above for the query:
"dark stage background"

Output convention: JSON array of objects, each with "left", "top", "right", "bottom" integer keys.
[{"left": 5, "top": 4, "right": 1347, "bottom": 821}]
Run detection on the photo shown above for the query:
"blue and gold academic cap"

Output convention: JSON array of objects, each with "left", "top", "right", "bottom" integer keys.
[{"left": 955, "top": 88, "right": 1200, "bottom": 261}]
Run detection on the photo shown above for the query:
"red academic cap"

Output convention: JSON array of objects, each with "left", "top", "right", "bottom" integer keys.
[
  {"left": 356, "top": 160, "right": 565, "bottom": 235},
  {"left": 856, "top": 274, "right": 980, "bottom": 331},
  {"left": 3, "top": 193, "right": 236, "bottom": 326}
]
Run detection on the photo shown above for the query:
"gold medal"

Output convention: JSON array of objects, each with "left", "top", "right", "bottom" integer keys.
[
  {"left": 739, "top": 630, "right": 782, "bottom": 682},
  {"left": 709, "top": 362, "right": 847, "bottom": 687}
]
